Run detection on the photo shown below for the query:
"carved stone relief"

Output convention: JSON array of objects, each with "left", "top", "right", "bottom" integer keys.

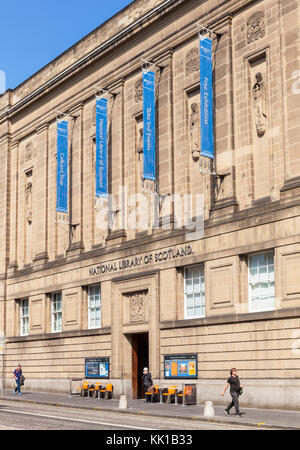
[
  {"left": 136, "top": 117, "right": 144, "bottom": 189},
  {"left": 247, "top": 11, "right": 265, "bottom": 44},
  {"left": 252, "top": 72, "right": 267, "bottom": 136},
  {"left": 129, "top": 292, "right": 145, "bottom": 322},
  {"left": 25, "top": 142, "right": 33, "bottom": 162},
  {"left": 134, "top": 78, "right": 143, "bottom": 103},
  {"left": 25, "top": 178, "right": 32, "bottom": 224},
  {"left": 185, "top": 48, "right": 199, "bottom": 77},
  {"left": 190, "top": 103, "right": 200, "bottom": 161}
]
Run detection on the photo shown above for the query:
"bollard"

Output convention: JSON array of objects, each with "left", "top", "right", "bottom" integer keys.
[
  {"left": 119, "top": 394, "right": 128, "bottom": 409},
  {"left": 204, "top": 400, "right": 215, "bottom": 417}
]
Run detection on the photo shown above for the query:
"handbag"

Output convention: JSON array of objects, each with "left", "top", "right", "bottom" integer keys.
[
  {"left": 239, "top": 388, "right": 243, "bottom": 395},
  {"left": 20, "top": 375, "right": 25, "bottom": 386}
]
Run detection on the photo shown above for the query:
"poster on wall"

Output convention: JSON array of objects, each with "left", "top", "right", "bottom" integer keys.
[
  {"left": 164, "top": 354, "right": 197, "bottom": 379},
  {"left": 85, "top": 357, "right": 110, "bottom": 379}
]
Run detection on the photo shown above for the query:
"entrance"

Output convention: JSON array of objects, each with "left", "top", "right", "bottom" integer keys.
[{"left": 131, "top": 333, "right": 149, "bottom": 399}]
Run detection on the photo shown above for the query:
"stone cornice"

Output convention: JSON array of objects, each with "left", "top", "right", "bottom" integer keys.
[{"left": 1, "top": 0, "right": 257, "bottom": 129}]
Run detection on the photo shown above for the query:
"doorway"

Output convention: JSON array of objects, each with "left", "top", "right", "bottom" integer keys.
[{"left": 131, "top": 333, "right": 149, "bottom": 399}]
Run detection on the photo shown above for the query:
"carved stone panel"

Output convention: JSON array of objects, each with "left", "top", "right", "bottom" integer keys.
[
  {"left": 247, "top": 11, "right": 265, "bottom": 44},
  {"left": 134, "top": 78, "right": 143, "bottom": 103},
  {"left": 25, "top": 142, "right": 33, "bottom": 162},
  {"left": 185, "top": 48, "right": 199, "bottom": 77},
  {"left": 252, "top": 72, "right": 267, "bottom": 136},
  {"left": 25, "top": 173, "right": 33, "bottom": 224},
  {"left": 129, "top": 291, "right": 146, "bottom": 322},
  {"left": 190, "top": 103, "right": 200, "bottom": 161}
]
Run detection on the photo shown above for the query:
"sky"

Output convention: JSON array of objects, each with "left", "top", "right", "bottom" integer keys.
[{"left": 0, "top": 0, "right": 133, "bottom": 90}]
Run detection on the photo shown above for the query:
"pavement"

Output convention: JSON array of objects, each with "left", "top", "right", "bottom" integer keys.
[{"left": 0, "top": 389, "right": 299, "bottom": 430}]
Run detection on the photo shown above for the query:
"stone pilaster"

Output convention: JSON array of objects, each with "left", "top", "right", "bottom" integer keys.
[
  {"left": 33, "top": 124, "right": 49, "bottom": 265},
  {"left": 8, "top": 139, "right": 19, "bottom": 273},
  {"left": 210, "top": 15, "right": 239, "bottom": 220},
  {"left": 66, "top": 103, "right": 85, "bottom": 256}
]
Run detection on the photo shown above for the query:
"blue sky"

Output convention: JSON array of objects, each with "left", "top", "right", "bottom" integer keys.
[{"left": 0, "top": 0, "right": 133, "bottom": 90}]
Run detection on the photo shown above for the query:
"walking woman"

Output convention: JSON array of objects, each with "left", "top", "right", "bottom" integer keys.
[
  {"left": 13, "top": 364, "right": 23, "bottom": 396},
  {"left": 221, "top": 368, "right": 243, "bottom": 416}
]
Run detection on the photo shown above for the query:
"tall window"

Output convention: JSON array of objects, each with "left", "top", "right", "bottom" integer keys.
[
  {"left": 88, "top": 285, "right": 101, "bottom": 329},
  {"left": 51, "top": 292, "right": 62, "bottom": 333},
  {"left": 20, "top": 299, "right": 29, "bottom": 336},
  {"left": 184, "top": 265, "right": 205, "bottom": 319},
  {"left": 248, "top": 251, "right": 275, "bottom": 312}
]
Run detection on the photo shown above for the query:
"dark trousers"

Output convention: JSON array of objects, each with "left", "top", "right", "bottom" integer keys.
[
  {"left": 226, "top": 391, "right": 240, "bottom": 415},
  {"left": 15, "top": 379, "right": 21, "bottom": 394}
]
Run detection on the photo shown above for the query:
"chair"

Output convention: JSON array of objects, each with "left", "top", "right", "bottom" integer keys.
[
  {"left": 88, "top": 383, "right": 102, "bottom": 398},
  {"left": 145, "top": 385, "right": 160, "bottom": 403},
  {"left": 100, "top": 383, "right": 114, "bottom": 399},
  {"left": 92, "top": 383, "right": 102, "bottom": 398},
  {"left": 77, "top": 381, "right": 89, "bottom": 397},
  {"left": 162, "top": 386, "right": 177, "bottom": 404},
  {"left": 88, "top": 384, "right": 95, "bottom": 397}
]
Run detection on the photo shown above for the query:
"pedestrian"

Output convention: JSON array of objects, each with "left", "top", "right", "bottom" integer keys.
[
  {"left": 221, "top": 368, "right": 243, "bottom": 417},
  {"left": 141, "top": 367, "right": 153, "bottom": 401},
  {"left": 13, "top": 364, "right": 23, "bottom": 396}
]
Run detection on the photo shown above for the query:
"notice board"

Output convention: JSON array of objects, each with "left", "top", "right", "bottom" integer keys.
[
  {"left": 85, "top": 357, "right": 110, "bottom": 379},
  {"left": 164, "top": 354, "right": 197, "bottom": 379}
]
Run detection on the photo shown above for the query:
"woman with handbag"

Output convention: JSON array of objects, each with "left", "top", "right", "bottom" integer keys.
[
  {"left": 221, "top": 368, "right": 243, "bottom": 417},
  {"left": 141, "top": 367, "right": 153, "bottom": 401},
  {"left": 13, "top": 364, "right": 24, "bottom": 396}
]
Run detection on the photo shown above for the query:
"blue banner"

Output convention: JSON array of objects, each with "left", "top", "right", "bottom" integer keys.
[
  {"left": 200, "top": 37, "right": 214, "bottom": 159},
  {"left": 143, "top": 70, "right": 156, "bottom": 180},
  {"left": 96, "top": 97, "right": 108, "bottom": 197},
  {"left": 56, "top": 120, "right": 68, "bottom": 213}
]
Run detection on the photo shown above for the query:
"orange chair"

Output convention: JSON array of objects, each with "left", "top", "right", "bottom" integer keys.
[
  {"left": 100, "top": 383, "right": 114, "bottom": 399},
  {"left": 88, "top": 383, "right": 102, "bottom": 398},
  {"left": 77, "top": 381, "right": 89, "bottom": 397},
  {"left": 145, "top": 385, "right": 159, "bottom": 403},
  {"left": 162, "top": 386, "right": 177, "bottom": 404}
]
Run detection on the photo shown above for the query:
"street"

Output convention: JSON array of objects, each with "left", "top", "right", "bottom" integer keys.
[{"left": 0, "top": 399, "right": 270, "bottom": 430}]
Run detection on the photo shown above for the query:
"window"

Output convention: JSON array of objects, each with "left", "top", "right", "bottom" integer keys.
[
  {"left": 184, "top": 265, "right": 205, "bottom": 319},
  {"left": 51, "top": 292, "right": 62, "bottom": 333},
  {"left": 88, "top": 285, "right": 101, "bottom": 329},
  {"left": 248, "top": 251, "right": 275, "bottom": 312},
  {"left": 20, "top": 299, "right": 29, "bottom": 336}
]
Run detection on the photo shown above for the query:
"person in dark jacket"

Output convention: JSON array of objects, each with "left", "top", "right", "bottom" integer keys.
[
  {"left": 142, "top": 367, "right": 153, "bottom": 400},
  {"left": 221, "top": 368, "right": 243, "bottom": 416},
  {"left": 13, "top": 364, "right": 23, "bottom": 396}
]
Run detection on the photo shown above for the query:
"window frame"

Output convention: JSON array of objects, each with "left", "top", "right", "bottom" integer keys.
[
  {"left": 184, "top": 264, "right": 205, "bottom": 320},
  {"left": 248, "top": 250, "right": 275, "bottom": 313},
  {"left": 51, "top": 292, "right": 62, "bottom": 333},
  {"left": 19, "top": 298, "right": 29, "bottom": 337},
  {"left": 88, "top": 284, "right": 101, "bottom": 330}
]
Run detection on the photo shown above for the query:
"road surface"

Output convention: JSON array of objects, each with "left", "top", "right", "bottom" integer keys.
[{"left": 0, "top": 399, "right": 270, "bottom": 431}]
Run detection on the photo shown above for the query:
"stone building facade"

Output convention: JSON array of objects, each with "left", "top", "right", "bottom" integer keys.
[{"left": 0, "top": 0, "right": 299, "bottom": 409}]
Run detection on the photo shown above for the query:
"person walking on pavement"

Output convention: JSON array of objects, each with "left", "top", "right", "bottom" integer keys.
[
  {"left": 141, "top": 367, "right": 153, "bottom": 401},
  {"left": 13, "top": 364, "right": 23, "bottom": 396},
  {"left": 221, "top": 368, "right": 243, "bottom": 416}
]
